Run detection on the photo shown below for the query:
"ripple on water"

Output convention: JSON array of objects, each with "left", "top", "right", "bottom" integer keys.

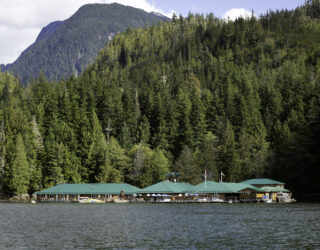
[{"left": 0, "top": 203, "right": 320, "bottom": 249}]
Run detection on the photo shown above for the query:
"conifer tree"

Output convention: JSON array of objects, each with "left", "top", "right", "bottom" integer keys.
[
  {"left": 9, "top": 134, "right": 30, "bottom": 195},
  {"left": 174, "top": 145, "right": 201, "bottom": 184},
  {"left": 197, "top": 132, "right": 219, "bottom": 181},
  {"left": 0, "top": 3, "right": 320, "bottom": 197}
]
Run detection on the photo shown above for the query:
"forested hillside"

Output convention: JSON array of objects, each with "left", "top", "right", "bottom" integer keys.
[
  {"left": 2, "top": 3, "right": 169, "bottom": 85},
  {"left": 0, "top": 1, "right": 319, "bottom": 200}
]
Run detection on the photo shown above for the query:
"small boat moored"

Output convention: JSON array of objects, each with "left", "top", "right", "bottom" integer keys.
[
  {"left": 211, "top": 196, "right": 224, "bottom": 203},
  {"left": 113, "top": 199, "right": 129, "bottom": 203},
  {"left": 197, "top": 197, "right": 209, "bottom": 202},
  {"left": 261, "top": 196, "right": 273, "bottom": 203},
  {"left": 78, "top": 197, "right": 105, "bottom": 203},
  {"left": 277, "top": 192, "right": 296, "bottom": 203},
  {"left": 113, "top": 189, "right": 130, "bottom": 203},
  {"left": 156, "top": 198, "right": 171, "bottom": 203}
]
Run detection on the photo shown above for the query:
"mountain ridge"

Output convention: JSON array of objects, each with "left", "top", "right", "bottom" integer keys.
[
  {"left": 2, "top": 3, "right": 170, "bottom": 84},
  {"left": 35, "top": 21, "right": 64, "bottom": 43}
]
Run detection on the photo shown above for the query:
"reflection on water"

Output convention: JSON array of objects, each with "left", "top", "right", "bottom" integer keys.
[{"left": 0, "top": 203, "right": 320, "bottom": 249}]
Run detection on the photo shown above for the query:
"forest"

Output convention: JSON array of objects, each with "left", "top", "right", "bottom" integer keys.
[
  {"left": 2, "top": 3, "right": 168, "bottom": 84},
  {"left": 0, "top": 0, "right": 319, "bottom": 200}
]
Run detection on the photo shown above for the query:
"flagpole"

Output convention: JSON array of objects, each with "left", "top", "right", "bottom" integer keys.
[{"left": 204, "top": 169, "right": 207, "bottom": 189}]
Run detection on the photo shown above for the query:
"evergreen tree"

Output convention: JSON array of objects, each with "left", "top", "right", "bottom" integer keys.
[
  {"left": 97, "top": 137, "right": 129, "bottom": 183},
  {"left": 128, "top": 143, "right": 145, "bottom": 186},
  {"left": 9, "top": 134, "right": 31, "bottom": 194},
  {"left": 0, "top": 2, "right": 320, "bottom": 199},
  {"left": 174, "top": 145, "right": 201, "bottom": 184},
  {"left": 197, "top": 132, "right": 219, "bottom": 181}
]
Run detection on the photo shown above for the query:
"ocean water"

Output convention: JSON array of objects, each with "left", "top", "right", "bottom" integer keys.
[{"left": 0, "top": 202, "right": 319, "bottom": 249}]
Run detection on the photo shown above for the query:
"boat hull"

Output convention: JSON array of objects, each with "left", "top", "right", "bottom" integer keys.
[
  {"left": 278, "top": 197, "right": 296, "bottom": 203},
  {"left": 261, "top": 198, "right": 273, "bottom": 203},
  {"left": 277, "top": 192, "right": 296, "bottom": 203},
  {"left": 79, "top": 199, "right": 105, "bottom": 204},
  {"left": 212, "top": 198, "right": 224, "bottom": 203},
  {"left": 113, "top": 199, "right": 129, "bottom": 203}
]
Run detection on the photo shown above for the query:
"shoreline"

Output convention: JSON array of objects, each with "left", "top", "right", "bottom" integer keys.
[{"left": 0, "top": 199, "right": 31, "bottom": 203}]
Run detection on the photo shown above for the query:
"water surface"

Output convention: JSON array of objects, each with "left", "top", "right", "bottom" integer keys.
[{"left": 0, "top": 202, "right": 319, "bottom": 249}]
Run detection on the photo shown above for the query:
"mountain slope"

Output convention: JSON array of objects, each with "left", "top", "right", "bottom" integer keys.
[
  {"left": 1, "top": 1, "right": 319, "bottom": 199},
  {"left": 3, "top": 3, "right": 169, "bottom": 84},
  {"left": 35, "top": 21, "right": 64, "bottom": 43},
  {"left": 77, "top": 4, "right": 320, "bottom": 195}
]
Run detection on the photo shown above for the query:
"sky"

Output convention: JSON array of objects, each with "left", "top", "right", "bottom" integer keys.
[{"left": 0, "top": 0, "right": 305, "bottom": 65}]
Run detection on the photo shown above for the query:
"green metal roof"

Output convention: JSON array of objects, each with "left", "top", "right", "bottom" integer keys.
[
  {"left": 241, "top": 178, "right": 284, "bottom": 185},
  {"left": 220, "top": 183, "right": 263, "bottom": 193},
  {"left": 36, "top": 183, "right": 141, "bottom": 195},
  {"left": 260, "top": 186, "right": 289, "bottom": 192},
  {"left": 190, "top": 181, "right": 217, "bottom": 190},
  {"left": 191, "top": 181, "right": 229, "bottom": 193},
  {"left": 192, "top": 181, "right": 263, "bottom": 194},
  {"left": 140, "top": 181, "right": 194, "bottom": 194}
]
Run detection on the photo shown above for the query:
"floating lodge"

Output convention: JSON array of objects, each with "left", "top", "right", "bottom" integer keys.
[{"left": 36, "top": 178, "right": 294, "bottom": 203}]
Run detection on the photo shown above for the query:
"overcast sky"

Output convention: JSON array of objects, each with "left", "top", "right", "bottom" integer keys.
[{"left": 0, "top": 0, "right": 305, "bottom": 64}]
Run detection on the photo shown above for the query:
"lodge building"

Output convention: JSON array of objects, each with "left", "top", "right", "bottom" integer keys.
[
  {"left": 36, "top": 183, "right": 141, "bottom": 202},
  {"left": 35, "top": 178, "right": 291, "bottom": 203}
]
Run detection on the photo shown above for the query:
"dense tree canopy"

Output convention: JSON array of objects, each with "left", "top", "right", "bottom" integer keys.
[
  {"left": 2, "top": 3, "right": 169, "bottom": 85},
  {"left": 0, "top": 1, "right": 319, "bottom": 200}
]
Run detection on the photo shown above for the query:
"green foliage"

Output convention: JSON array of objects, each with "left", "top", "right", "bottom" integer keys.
[
  {"left": 96, "top": 137, "right": 129, "bottom": 183},
  {"left": 4, "top": 3, "right": 169, "bottom": 84},
  {"left": 0, "top": 1, "right": 320, "bottom": 200},
  {"left": 9, "top": 134, "right": 31, "bottom": 195},
  {"left": 174, "top": 145, "right": 201, "bottom": 185},
  {"left": 196, "top": 132, "right": 219, "bottom": 181}
]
